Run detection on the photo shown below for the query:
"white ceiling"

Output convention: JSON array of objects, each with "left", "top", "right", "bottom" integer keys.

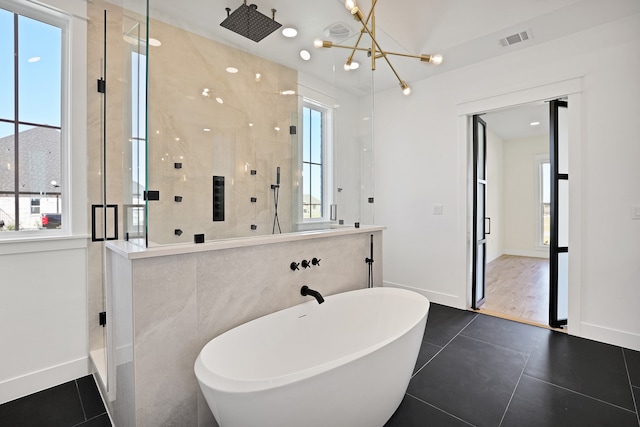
[
  {"left": 483, "top": 102, "right": 549, "bottom": 141},
  {"left": 139, "top": 0, "right": 639, "bottom": 139}
]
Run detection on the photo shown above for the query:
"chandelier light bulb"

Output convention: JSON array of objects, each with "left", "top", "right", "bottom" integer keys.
[
  {"left": 400, "top": 81, "right": 411, "bottom": 96},
  {"left": 344, "top": 0, "right": 356, "bottom": 11},
  {"left": 343, "top": 60, "right": 360, "bottom": 71},
  {"left": 430, "top": 54, "right": 443, "bottom": 65},
  {"left": 313, "top": 39, "right": 324, "bottom": 48}
]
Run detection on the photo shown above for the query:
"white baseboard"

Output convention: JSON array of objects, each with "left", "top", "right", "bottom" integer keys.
[
  {"left": 0, "top": 357, "right": 89, "bottom": 405},
  {"left": 383, "top": 281, "right": 462, "bottom": 308},
  {"left": 579, "top": 322, "right": 640, "bottom": 352},
  {"left": 503, "top": 249, "right": 549, "bottom": 259}
]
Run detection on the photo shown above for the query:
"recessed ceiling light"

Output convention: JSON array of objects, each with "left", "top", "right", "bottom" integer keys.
[
  {"left": 282, "top": 26, "right": 297, "bottom": 38},
  {"left": 281, "top": 90, "right": 296, "bottom": 95},
  {"left": 530, "top": 121, "right": 540, "bottom": 126},
  {"left": 216, "top": 97, "right": 224, "bottom": 104},
  {"left": 203, "top": 128, "right": 211, "bottom": 132},
  {"left": 255, "top": 73, "right": 261, "bottom": 82},
  {"left": 148, "top": 38, "right": 161, "bottom": 47},
  {"left": 226, "top": 67, "right": 239, "bottom": 74},
  {"left": 27, "top": 56, "right": 40, "bottom": 63},
  {"left": 274, "top": 126, "right": 281, "bottom": 131},
  {"left": 300, "top": 50, "right": 311, "bottom": 61}
]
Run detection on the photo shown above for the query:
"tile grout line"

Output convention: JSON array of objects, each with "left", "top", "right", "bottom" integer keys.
[
  {"left": 522, "top": 373, "right": 639, "bottom": 414},
  {"left": 457, "top": 331, "right": 534, "bottom": 355},
  {"left": 404, "top": 392, "right": 476, "bottom": 426},
  {"left": 621, "top": 349, "right": 640, "bottom": 426},
  {"left": 411, "top": 312, "right": 479, "bottom": 378},
  {"left": 497, "top": 350, "right": 532, "bottom": 426},
  {"left": 71, "top": 412, "right": 109, "bottom": 427},
  {"left": 74, "top": 379, "right": 88, "bottom": 422}
]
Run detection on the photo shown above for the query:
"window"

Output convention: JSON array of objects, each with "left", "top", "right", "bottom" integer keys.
[
  {"left": 0, "top": 4, "right": 64, "bottom": 232},
  {"left": 30, "top": 198, "right": 40, "bottom": 214},
  {"left": 539, "top": 159, "right": 551, "bottom": 246},
  {"left": 125, "top": 50, "right": 147, "bottom": 239},
  {"left": 301, "top": 101, "right": 332, "bottom": 220}
]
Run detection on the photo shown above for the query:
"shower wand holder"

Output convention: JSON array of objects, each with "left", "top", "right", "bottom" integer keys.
[{"left": 271, "top": 184, "right": 280, "bottom": 189}]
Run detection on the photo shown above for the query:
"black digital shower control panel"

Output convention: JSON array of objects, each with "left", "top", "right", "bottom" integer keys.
[{"left": 213, "top": 176, "right": 225, "bottom": 221}]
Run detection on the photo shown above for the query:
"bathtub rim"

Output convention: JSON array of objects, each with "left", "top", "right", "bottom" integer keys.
[{"left": 194, "top": 286, "right": 430, "bottom": 394}]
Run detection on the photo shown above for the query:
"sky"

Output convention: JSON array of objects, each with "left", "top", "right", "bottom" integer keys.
[{"left": 0, "top": 7, "right": 61, "bottom": 139}]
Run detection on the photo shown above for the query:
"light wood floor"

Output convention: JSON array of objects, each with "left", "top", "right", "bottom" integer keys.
[{"left": 480, "top": 255, "right": 549, "bottom": 326}]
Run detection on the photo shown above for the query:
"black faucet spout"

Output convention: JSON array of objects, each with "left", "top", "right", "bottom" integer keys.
[{"left": 301, "top": 285, "right": 324, "bottom": 304}]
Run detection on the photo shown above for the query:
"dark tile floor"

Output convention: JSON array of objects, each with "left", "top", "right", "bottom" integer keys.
[
  {"left": 0, "top": 375, "right": 111, "bottom": 427},
  {"left": 385, "top": 303, "right": 640, "bottom": 427},
  {"left": 1, "top": 307, "right": 638, "bottom": 427}
]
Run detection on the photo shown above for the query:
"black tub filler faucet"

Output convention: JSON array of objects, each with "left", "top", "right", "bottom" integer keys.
[{"left": 300, "top": 286, "right": 324, "bottom": 304}]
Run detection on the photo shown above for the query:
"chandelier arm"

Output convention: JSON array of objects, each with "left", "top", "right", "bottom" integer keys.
[
  {"left": 347, "top": 29, "right": 367, "bottom": 63},
  {"left": 353, "top": 12, "right": 404, "bottom": 84},
  {"left": 347, "top": 0, "right": 377, "bottom": 63},
  {"left": 380, "top": 52, "right": 404, "bottom": 87},
  {"left": 382, "top": 51, "right": 424, "bottom": 60},
  {"left": 331, "top": 44, "right": 371, "bottom": 52}
]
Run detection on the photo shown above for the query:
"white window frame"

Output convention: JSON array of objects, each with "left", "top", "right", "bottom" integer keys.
[
  {"left": 300, "top": 98, "right": 334, "bottom": 225},
  {"left": 0, "top": 0, "right": 87, "bottom": 242}
]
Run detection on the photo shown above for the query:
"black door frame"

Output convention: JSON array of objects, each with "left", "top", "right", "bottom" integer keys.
[
  {"left": 472, "top": 115, "right": 487, "bottom": 310},
  {"left": 549, "top": 99, "right": 569, "bottom": 328}
]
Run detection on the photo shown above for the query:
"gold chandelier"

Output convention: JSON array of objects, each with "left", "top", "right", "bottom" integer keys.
[{"left": 314, "top": 0, "right": 442, "bottom": 95}]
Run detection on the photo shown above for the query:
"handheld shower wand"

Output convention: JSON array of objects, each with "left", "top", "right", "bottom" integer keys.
[{"left": 271, "top": 166, "right": 281, "bottom": 234}]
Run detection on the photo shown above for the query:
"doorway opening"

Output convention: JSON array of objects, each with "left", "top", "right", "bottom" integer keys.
[{"left": 470, "top": 100, "right": 568, "bottom": 330}]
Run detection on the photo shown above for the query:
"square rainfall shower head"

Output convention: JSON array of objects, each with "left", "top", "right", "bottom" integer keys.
[{"left": 221, "top": 3, "right": 282, "bottom": 43}]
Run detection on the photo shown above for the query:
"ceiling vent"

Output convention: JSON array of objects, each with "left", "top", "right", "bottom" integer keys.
[
  {"left": 324, "top": 22, "right": 355, "bottom": 41},
  {"left": 499, "top": 29, "right": 532, "bottom": 47}
]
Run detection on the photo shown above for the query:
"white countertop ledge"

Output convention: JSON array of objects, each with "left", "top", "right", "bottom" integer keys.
[{"left": 106, "top": 225, "right": 385, "bottom": 260}]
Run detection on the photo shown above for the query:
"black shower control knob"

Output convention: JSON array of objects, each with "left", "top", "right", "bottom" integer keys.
[
  {"left": 312, "top": 258, "right": 321, "bottom": 266},
  {"left": 301, "top": 259, "right": 311, "bottom": 269},
  {"left": 290, "top": 262, "right": 300, "bottom": 271}
]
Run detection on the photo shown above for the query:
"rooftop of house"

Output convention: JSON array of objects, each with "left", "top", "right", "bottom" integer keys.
[{"left": 0, "top": 127, "right": 61, "bottom": 195}]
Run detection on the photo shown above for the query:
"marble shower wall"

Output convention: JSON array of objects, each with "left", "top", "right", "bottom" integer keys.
[
  {"left": 86, "top": 0, "right": 297, "bottom": 356},
  {"left": 146, "top": 18, "right": 298, "bottom": 244},
  {"left": 107, "top": 230, "right": 383, "bottom": 426}
]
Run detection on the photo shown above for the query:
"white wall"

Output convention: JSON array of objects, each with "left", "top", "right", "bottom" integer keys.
[
  {"left": 375, "top": 14, "right": 640, "bottom": 350},
  {"left": 0, "top": 239, "right": 89, "bottom": 404},
  {"left": 502, "top": 135, "right": 549, "bottom": 258},
  {"left": 0, "top": 0, "right": 89, "bottom": 404}
]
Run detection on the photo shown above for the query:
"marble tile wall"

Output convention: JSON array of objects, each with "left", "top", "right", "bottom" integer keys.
[
  {"left": 109, "top": 230, "right": 382, "bottom": 426},
  {"left": 145, "top": 17, "right": 297, "bottom": 245}
]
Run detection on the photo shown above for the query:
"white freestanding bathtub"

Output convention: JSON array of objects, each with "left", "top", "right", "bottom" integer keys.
[{"left": 194, "top": 287, "right": 429, "bottom": 427}]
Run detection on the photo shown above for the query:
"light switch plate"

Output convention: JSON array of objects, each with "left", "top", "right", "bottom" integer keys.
[
  {"left": 632, "top": 205, "right": 640, "bottom": 220},
  {"left": 433, "top": 204, "right": 444, "bottom": 215}
]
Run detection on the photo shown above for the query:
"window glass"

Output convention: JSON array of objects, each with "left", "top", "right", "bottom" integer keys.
[
  {"left": 541, "top": 161, "right": 550, "bottom": 245},
  {"left": 0, "top": 8, "right": 14, "bottom": 120},
  {"left": 18, "top": 15, "right": 61, "bottom": 127},
  {"left": 310, "top": 109, "right": 322, "bottom": 164},
  {"left": 0, "top": 6, "right": 63, "bottom": 233},
  {"left": 302, "top": 107, "right": 310, "bottom": 163},
  {"left": 301, "top": 103, "right": 325, "bottom": 219}
]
